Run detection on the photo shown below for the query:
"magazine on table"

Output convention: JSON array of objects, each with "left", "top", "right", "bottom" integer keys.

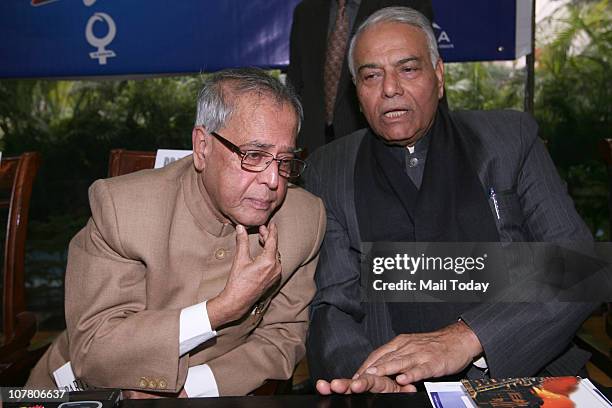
[{"left": 425, "top": 376, "right": 611, "bottom": 408}]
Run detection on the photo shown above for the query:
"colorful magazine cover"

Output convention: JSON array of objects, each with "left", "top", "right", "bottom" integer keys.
[{"left": 460, "top": 377, "right": 611, "bottom": 408}]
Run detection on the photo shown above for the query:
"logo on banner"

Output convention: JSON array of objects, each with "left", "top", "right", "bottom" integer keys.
[
  {"left": 85, "top": 12, "right": 117, "bottom": 65},
  {"left": 433, "top": 22, "right": 454, "bottom": 49},
  {"left": 31, "top": 1, "right": 95, "bottom": 8},
  {"left": 31, "top": 0, "right": 59, "bottom": 5}
]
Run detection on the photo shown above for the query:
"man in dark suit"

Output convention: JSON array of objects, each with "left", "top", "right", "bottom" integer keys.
[
  {"left": 304, "top": 7, "right": 595, "bottom": 394},
  {"left": 287, "top": 0, "right": 433, "bottom": 156}
]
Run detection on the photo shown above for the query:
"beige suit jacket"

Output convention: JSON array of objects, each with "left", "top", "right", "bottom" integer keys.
[{"left": 27, "top": 156, "right": 326, "bottom": 395}]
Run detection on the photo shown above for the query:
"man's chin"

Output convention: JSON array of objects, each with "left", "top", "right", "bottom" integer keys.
[
  {"left": 231, "top": 209, "right": 273, "bottom": 228},
  {"left": 377, "top": 128, "right": 420, "bottom": 146}
]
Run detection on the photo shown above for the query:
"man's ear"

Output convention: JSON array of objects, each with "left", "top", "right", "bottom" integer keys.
[
  {"left": 435, "top": 58, "right": 445, "bottom": 100},
  {"left": 192, "top": 126, "right": 209, "bottom": 171}
]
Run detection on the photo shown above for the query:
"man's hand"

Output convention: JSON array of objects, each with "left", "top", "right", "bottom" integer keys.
[
  {"left": 315, "top": 375, "right": 416, "bottom": 395},
  {"left": 207, "top": 223, "right": 282, "bottom": 328},
  {"left": 355, "top": 321, "right": 483, "bottom": 386}
]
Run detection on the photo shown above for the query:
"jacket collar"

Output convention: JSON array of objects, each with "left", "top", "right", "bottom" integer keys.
[{"left": 182, "top": 161, "right": 235, "bottom": 238}]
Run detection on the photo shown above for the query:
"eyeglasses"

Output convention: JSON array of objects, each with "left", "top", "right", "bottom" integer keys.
[{"left": 210, "top": 131, "right": 307, "bottom": 179}]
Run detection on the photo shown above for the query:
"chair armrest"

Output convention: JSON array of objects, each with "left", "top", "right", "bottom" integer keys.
[{"left": 0, "top": 312, "right": 38, "bottom": 357}]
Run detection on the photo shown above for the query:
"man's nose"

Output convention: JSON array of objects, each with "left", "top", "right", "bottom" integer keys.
[
  {"left": 382, "top": 72, "right": 403, "bottom": 98},
  {"left": 257, "top": 160, "right": 280, "bottom": 190}
]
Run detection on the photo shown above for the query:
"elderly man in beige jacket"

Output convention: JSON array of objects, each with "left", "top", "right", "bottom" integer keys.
[{"left": 27, "top": 68, "right": 326, "bottom": 397}]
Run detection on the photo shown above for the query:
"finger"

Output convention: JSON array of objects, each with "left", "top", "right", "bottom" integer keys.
[
  {"left": 262, "top": 222, "right": 278, "bottom": 259},
  {"left": 398, "top": 384, "right": 418, "bottom": 393},
  {"left": 350, "top": 375, "right": 396, "bottom": 394},
  {"left": 370, "top": 376, "right": 398, "bottom": 394},
  {"left": 329, "top": 379, "right": 352, "bottom": 394},
  {"left": 234, "top": 224, "right": 252, "bottom": 262},
  {"left": 258, "top": 225, "right": 270, "bottom": 246},
  {"left": 363, "top": 339, "right": 415, "bottom": 376},
  {"left": 315, "top": 380, "right": 332, "bottom": 395},
  {"left": 356, "top": 345, "right": 396, "bottom": 376},
  {"left": 366, "top": 357, "right": 415, "bottom": 377},
  {"left": 396, "top": 363, "right": 433, "bottom": 385},
  {"left": 348, "top": 377, "right": 375, "bottom": 394},
  {"left": 348, "top": 378, "right": 368, "bottom": 394}
]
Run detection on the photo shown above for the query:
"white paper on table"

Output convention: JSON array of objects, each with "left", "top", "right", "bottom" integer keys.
[
  {"left": 426, "top": 378, "right": 611, "bottom": 408},
  {"left": 425, "top": 381, "right": 476, "bottom": 408},
  {"left": 572, "top": 378, "right": 612, "bottom": 407},
  {"left": 154, "top": 149, "right": 192, "bottom": 169}
]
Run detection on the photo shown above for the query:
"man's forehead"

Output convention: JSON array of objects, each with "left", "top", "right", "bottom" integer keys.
[
  {"left": 233, "top": 93, "right": 297, "bottom": 124},
  {"left": 226, "top": 96, "right": 298, "bottom": 151},
  {"left": 241, "top": 139, "right": 297, "bottom": 152},
  {"left": 355, "top": 22, "right": 429, "bottom": 56}
]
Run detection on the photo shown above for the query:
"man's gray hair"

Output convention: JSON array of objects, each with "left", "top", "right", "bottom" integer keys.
[
  {"left": 195, "top": 67, "right": 303, "bottom": 133},
  {"left": 347, "top": 6, "right": 440, "bottom": 78}
]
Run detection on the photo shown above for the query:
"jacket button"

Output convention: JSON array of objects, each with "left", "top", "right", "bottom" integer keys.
[
  {"left": 139, "top": 378, "right": 148, "bottom": 388},
  {"left": 214, "top": 248, "right": 226, "bottom": 260},
  {"left": 148, "top": 379, "right": 158, "bottom": 389},
  {"left": 159, "top": 379, "right": 167, "bottom": 389}
]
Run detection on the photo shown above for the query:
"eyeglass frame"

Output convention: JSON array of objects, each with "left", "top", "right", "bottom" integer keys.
[{"left": 208, "top": 131, "right": 307, "bottom": 178}]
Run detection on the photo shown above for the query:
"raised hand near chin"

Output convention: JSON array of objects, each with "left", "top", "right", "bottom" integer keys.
[{"left": 207, "top": 223, "right": 282, "bottom": 328}]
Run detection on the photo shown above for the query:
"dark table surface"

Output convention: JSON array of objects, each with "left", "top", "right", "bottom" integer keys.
[
  {"left": 120, "top": 393, "right": 432, "bottom": 408},
  {"left": 119, "top": 386, "right": 612, "bottom": 408},
  {"left": 7, "top": 386, "right": 609, "bottom": 408}
]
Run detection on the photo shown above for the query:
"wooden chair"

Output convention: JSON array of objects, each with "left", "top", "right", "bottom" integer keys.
[
  {"left": 0, "top": 152, "right": 49, "bottom": 385},
  {"left": 107, "top": 149, "right": 156, "bottom": 178},
  {"left": 108, "top": 149, "right": 293, "bottom": 394}
]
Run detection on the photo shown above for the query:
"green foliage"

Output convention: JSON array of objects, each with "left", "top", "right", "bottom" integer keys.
[
  {"left": 560, "top": 161, "right": 609, "bottom": 239},
  {"left": 444, "top": 0, "right": 611, "bottom": 240},
  {"left": 445, "top": 61, "right": 525, "bottom": 111},
  {"left": 535, "top": 0, "right": 611, "bottom": 239},
  {"left": 0, "top": 76, "right": 203, "bottom": 222},
  {"left": 535, "top": 0, "right": 611, "bottom": 168}
]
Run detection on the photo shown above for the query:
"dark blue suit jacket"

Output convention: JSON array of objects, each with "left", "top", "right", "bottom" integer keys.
[{"left": 304, "top": 109, "right": 594, "bottom": 381}]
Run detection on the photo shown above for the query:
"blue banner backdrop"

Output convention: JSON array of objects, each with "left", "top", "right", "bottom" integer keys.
[{"left": 0, "top": 0, "right": 530, "bottom": 78}]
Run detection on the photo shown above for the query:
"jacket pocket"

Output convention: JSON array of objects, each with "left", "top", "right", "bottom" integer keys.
[{"left": 492, "top": 189, "right": 526, "bottom": 241}]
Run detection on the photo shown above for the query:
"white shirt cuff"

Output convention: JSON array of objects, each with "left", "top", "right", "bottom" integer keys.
[
  {"left": 473, "top": 356, "right": 488, "bottom": 369},
  {"left": 456, "top": 318, "right": 487, "bottom": 370},
  {"left": 184, "top": 364, "right": 219, "bottom": 397},
  {"left": 179, "top": 301, "right": 217, "bottom": 356}
]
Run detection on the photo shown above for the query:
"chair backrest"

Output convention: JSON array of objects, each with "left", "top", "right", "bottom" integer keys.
[
  {"left": 1, "top": 152, "right": 41, "bottom": 340},
  {"left": 107, "top": 149, "right": 156, "bottom": 178}
]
